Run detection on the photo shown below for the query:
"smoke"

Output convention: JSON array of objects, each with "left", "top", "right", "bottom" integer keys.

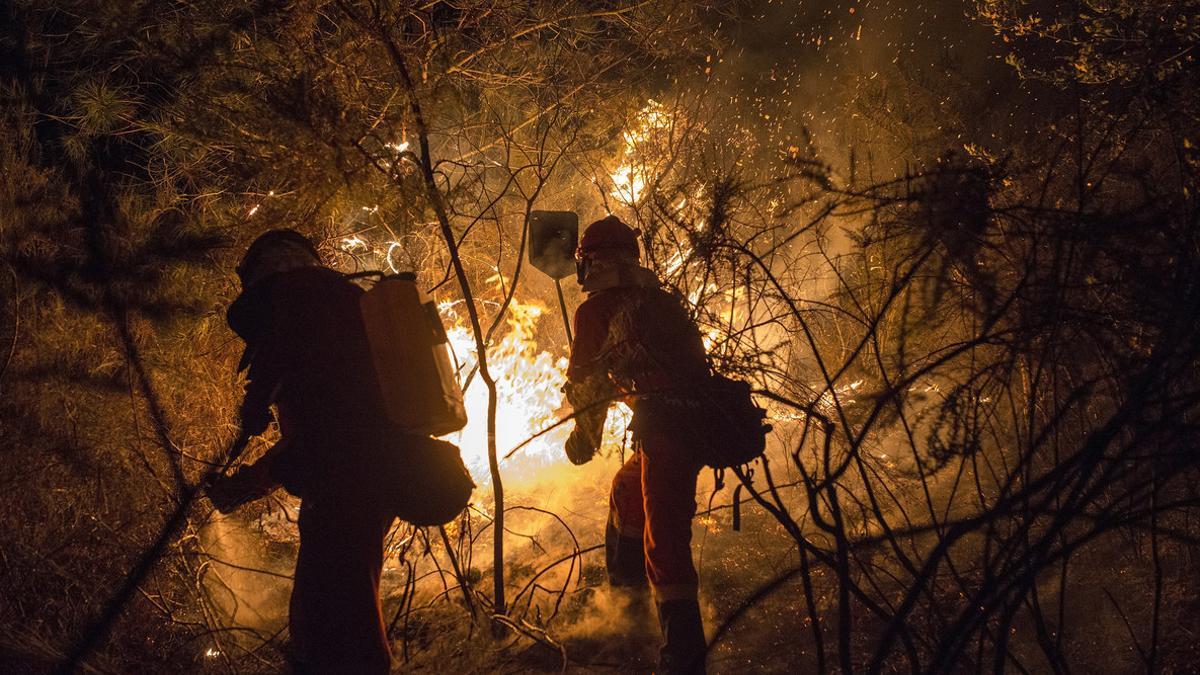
[
  {"left": 198, "top": 505, "right": 296, "bottom": 646},
  {"left": 556, "top": 584, "right": 660, "bottom": 662}
]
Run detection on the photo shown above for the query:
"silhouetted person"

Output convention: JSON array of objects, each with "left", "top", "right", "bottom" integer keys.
[
  {"left": 208, "top": 229, "right": 396, "bottom": 674},
  {"left": 564, "top": 216, "right": 709, "bottom": 674}
]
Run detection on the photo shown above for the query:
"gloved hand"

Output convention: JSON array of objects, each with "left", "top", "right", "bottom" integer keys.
[
  {"left": 238, "top": 400, "right": 272, "bottom": 437},
  {"left": 564, "top": 429, "right": 597, "bottom": 466},
  {"left": 206, "top": 465, "right": 273, "bottom": 514}
]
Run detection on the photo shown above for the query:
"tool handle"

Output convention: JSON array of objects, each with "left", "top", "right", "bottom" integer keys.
[
  {"left": 555, "top": 278, "right": 573, "bottom": 344},
  {"left": 202, "top": 432, "right": 254, "bottom": 486}
]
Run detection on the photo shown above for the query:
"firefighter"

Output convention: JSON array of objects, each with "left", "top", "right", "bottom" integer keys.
[
  {"left": 564, "top": 215, "right": 710, "bottom": 674},
  {"left": 207, "top": 229, "right": 396, "bottom": 674}
]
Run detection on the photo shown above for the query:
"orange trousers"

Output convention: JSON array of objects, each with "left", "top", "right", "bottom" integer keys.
[
  {"left": 289, "top": 493, "right": 395, "bottom": 674},
  {"left": 608, "top": 426, "right": 702, "bottom": 602}
]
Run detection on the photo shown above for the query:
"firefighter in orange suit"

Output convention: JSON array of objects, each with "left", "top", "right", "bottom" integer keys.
[
  {"left": 207, "top": 230, "right": 395, "bottom": 674},
  {"left": 564, "top": 215, "right": 709, "bottom": 674}
]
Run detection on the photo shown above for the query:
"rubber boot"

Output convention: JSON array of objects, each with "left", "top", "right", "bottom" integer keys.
[
  {"left": 605, "top": 520, "right": 648, "bottom": 588},
  {"left": 656, "top": 599, "right": 706, "bottom": 674}
]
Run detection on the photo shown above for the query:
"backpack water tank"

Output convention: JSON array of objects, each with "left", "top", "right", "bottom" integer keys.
[{"left": 359, "top": 273, "right": 468, "bottom": 436}]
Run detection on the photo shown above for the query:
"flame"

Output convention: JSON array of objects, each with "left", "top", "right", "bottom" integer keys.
[
  {"left": 440, "top": 297, "right": 635, "bottom": 482},
  {"left": 609, "top": 100, "right": 674, "bottom": 205},
  {"left": 611, "top": 164, "right": 646, "bottom": 204},
  {"left": 440, "top": 299, "right": 573, "bottom": 480}
]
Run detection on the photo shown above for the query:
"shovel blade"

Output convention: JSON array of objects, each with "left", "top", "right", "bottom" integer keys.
[{"left": 528, "top": 210, "right": 579, "bottom": 280}]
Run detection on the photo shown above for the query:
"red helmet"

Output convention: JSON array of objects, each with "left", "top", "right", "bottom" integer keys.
[{"left": 578, "top": 215, "right": 640, "bottom": 259}]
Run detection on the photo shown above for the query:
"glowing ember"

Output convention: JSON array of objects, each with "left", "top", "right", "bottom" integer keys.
[
  {"left": 340, "top": 235, "right": 369, "bottom": 253},
  {"left": 815, "top": 379, "right": 863, "bottom": 413}
]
